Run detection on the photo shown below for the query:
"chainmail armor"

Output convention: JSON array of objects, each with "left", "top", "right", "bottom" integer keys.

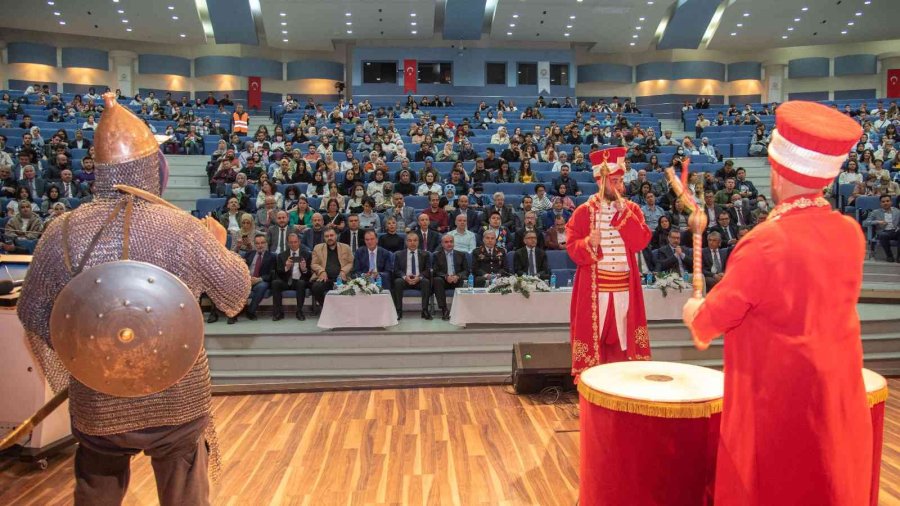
[{"left": 18, "top": 152, "right": 250, "bottom": 479}]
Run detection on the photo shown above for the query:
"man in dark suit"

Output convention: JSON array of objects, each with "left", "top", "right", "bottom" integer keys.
[
  {"left": 339, "top": 213, "right": 364, "bottom": 252},
  {"left": 513, "top": 230, "right": 551, "bottom": 281},
  {"left": 432, "top": 234, "right": 470, "bottom": 320},
  {"left": 472, "top": 229, "right": 509, "bottom": 287},
  {"left": 353, "top": 230, "right": 393, "bottom": 288},
  {"left": 301, "top": 213, "right": 326, "bottom": 251},
  {"left": 270, "top": 232, "right": 313, "bottom": 321},
  {"left": 656, "top": 229, "right": 691, "bottom": 277},
  {"left": 726, "top": 193, "right": 755, "bottom": 229},
  {"left": 233, "top": 234, "right": 276, "bottom": 323},
  {"left": 267, "top": 210, "right": 297, "bottom": 255},
  {"left": 701, "top": 231, "right": 730, "bottom": 291},
  {"left": 711, "top": 210, "right": 739, "bottom": 247},
  {"left": 514, "top": 211, "right": 545, "bottom": 250},
  {"left": 17, "top": 164, "right": 46, "bottom": 201},
  {"left": 68, "top": 129, "right": 92, "bottom": 150},
  {"left": 449, "top": 194, "right": 482, "bottom": 232},
  {"left": 487, "top": 192, "right": 518, "bottom": 231},
  {"left": 391, "top": 233, "right": 433, "bottom": 320},
  {"left": 413, "top": 214, "right": 441, "bottom": 252}
]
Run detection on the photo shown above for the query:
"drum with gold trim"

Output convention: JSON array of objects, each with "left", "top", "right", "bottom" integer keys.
[
  {"left": 578, "top": 361, "right": 724, "bottom": 506},
  {"left": 863, "top": 368, "right": 888, "bottom": 506}
]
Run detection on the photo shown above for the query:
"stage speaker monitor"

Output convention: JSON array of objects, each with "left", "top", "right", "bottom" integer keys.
[{"left": 511, "top": 342, "right": 574, "bottom": 395}]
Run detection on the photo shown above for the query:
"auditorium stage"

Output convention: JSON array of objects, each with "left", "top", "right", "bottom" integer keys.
[{"left": 204, "top": 302, "right": 900, "bottom": 392}]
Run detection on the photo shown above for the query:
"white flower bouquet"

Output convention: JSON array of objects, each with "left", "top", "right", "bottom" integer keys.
[
  {"left": 486, "top": 275, "right": 552, "bottom": 299},
  {"left": 334, "top": 276, "right": 382, "bottom": 296},
  {"left": 652, "top": 272, "right": 691, "bottom": 297}
]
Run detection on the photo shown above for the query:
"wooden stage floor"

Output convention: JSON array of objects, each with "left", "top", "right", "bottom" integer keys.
[{"left": 1, "top": 380, "right": 899, "bottom": 506}]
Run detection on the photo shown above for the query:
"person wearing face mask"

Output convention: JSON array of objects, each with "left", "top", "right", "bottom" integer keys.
[
  {"left": 345, "top": 183, "right": 367, "bottom": 214},
  {"left": 752, "top": 195, "right": 770, "bottom": 223}
]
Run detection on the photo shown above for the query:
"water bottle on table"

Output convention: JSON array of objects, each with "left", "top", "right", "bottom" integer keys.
[
  {"left": 550, "top": 273, "right": 557, "bottom": 291},
  {"left": 468, "top": 273, "right": 475, "bottom": 293}
]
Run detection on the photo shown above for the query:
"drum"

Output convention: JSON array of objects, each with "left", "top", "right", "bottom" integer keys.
[
  {"left": 863, "top": 368, "right": 889, "bottom": 506},
  {"left": 578, "top": 361, "right": 724, "bottom": 506}
]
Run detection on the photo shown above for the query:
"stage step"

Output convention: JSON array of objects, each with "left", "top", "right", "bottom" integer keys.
[{"left": 161, "top": 154, "right": 211, "bottom": 211}]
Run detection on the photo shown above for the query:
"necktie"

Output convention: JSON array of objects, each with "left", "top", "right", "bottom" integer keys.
[
  {"left": 279, "top": 228, "right": 286, "bottom": 253},
  {"left": 64, "top": 183, "right": 70, "bottom": 198},
  {"left": 411, "top": 252, "right": 418, "bottom": 276},
  {"left": 369, "top": 250, "right": 376, "bottom": 272},
  {"left": 735, "top": 207, "right": 743, "bottom": 226},
  {"left": 528, "top": 248, "right": 536, "bottom": 276},
  {"left": 252, "top": 253, "right": 262, "bottom": 277},
  {"left": 422, "top": 230, "right": 427, "bottom": 250},
  {"left": 725, "top": 227, "right": 732, "bottom": 241},
  {"left": 351, "top": 231, "right": 357, "bottom": 251},
  {"left": 675, "top": 248, "right": 684, "bottom": 275},
  {"left": 712, "top": 250, "right": 720, "bottom": 274},
  {"left": 447, "top": 252, "right": 455, "bottom": 276}
]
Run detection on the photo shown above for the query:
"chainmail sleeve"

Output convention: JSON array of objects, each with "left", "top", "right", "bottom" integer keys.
[
  {"left": 16, "top": 218, "right": 72, "bottom": 393},
  {"left": 190, "top": 217, "right": 251, "bottom": 318}
]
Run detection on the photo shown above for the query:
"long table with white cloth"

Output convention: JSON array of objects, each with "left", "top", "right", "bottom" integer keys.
[{"left": 448, "top": 287, "right": 690, "bottom": 327}]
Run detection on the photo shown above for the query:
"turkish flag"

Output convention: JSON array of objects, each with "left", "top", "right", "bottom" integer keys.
[
  {"left": 403, "top": 59, "right": 417, "bottom": 94},
  {"left": 247, "top": 76, "right": 262, "bottom": 110},
  {"left": 887, "top": 69, "right": 900, "bottom": 98}
]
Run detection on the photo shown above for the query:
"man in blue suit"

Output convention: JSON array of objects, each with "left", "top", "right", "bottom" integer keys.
[
  {"left": 353, "top": 229, "right": 393, "bottom": 288},
  {"left": 232, "top": 233, "right": 276, "bottom": 323}
]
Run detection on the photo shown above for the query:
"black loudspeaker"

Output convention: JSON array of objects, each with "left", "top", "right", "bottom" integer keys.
[{"left": 511, "top": 342, "right": 575, "bottom": 394}]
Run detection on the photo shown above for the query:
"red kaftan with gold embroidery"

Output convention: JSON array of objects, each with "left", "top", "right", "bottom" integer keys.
[{"left": 566, "top": 195, "right": 652, "bottom": 376}]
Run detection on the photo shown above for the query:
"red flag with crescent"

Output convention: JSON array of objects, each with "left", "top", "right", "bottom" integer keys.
[
  {"left": 248, "top": 76, "right": 262, "bottom": 109},
  {"left": 403, "top": 59, "right": 417, "bottom": 94},
  {"left": 888, "top": 69, "right": 900, "bottom": 98}
]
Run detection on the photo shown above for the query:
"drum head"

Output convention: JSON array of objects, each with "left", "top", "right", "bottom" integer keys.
[
  {"left": 50, "top": 261, "right": 204, "bottom": 398},
  {"left": 862, "top": 368, "right": 887, "bottom": 394},
  {"left": 580, "top": 361, "right": 724, "bottom": 403}
]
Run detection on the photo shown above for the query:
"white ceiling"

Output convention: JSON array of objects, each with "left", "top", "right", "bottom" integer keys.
[
  {"left": 0, "top": 0, "right": 895, "bottom": 53},
  {"left": 0, "top": 0, "right": 206, "bottom": 45},
  {"left": 707, "top": 0, "right": 896, "bottom": 50}
]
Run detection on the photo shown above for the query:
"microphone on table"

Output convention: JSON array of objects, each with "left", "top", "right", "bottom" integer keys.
[{"left": 0, "top": 279, "right": 24, "bottom": 295}]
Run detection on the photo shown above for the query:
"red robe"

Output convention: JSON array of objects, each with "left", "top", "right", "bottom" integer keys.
[
  {"left": 691, "top": 195, "right": 872, "bottom": 506},
  {"left": 567, "top": 195, "right": 652, "bottom": 376}
]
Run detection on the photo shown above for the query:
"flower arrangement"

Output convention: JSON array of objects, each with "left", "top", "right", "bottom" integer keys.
[
  {"left": 333, "top": 276, "right": 382, "bottom": 296},
  {"left": 486, "top": 275, "right": 552, "bottom": 299},
  {"left": 652, "top": 272, "right": 691, "bottom": 297}
]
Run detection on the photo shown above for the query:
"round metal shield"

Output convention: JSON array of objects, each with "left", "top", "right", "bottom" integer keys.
[{"left": 49, "top": 260, "right": 204, "bottom": 398}]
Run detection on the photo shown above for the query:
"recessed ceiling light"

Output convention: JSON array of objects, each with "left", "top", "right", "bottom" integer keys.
[
  {"left": 782, "top": 35, "right": 788, "bottom": 39},
  {"left": 59, "top": 20, "right": 65, "bottom": 25},
  {"left": 281, "top": 30, "right": 287, "bottom": 34},
  {"left": 411, "top": 22, "right": 417, "bottom": 26},
  {"left": 566, "top": 24, "right": 573, "bottom": 28},
  {"left": 179, "top": 33, "right": 186, "bottom": 38},
  {"left": 346, "top": 30, "right": 352, "bottom": 34},
  {"left": 801, "top": 6, "right": 808, "bottom": 11},
  {"left": 53, "top": 11, "right": 60, "bottom": 16},
  {"left": 122, "top": 19, "right": 128, "bottom": 23},
  {"left": 112, "top": 0, "right": 118, "bottom": 2},
  {"left": 411, "top": 30, "right": 417, "bottom": 34},
  {"left": 280, "top": 21, "right": 286, "bottom": 26},
  {"left": 855, "top": 12, "right": 862, "bottom": 16},
  {"left": 410, "top": 12, "right": 416, "bottom": 17},
  {"left": 345, "top": 12, "right": 351, "bottom": 17},
  {"left": 564, "top": 33, "right": 570, "bottom": 37},
  {"left": 172, "top": 15, "right": 178, "bottom": 20},
  {"left": 569, "top": 15, "right": 576, "bottom": 19},
  {"left": 632, "top": 34, "right": 638, "bottom": 38},
  {"left": 630, "top": 42, "right": 636, "bottom": 46},
  {"left": 794, "top": 18, "right": 800, "bottom": 22},
  {"left": 116, "top": 9, "right": 124, "bottom": 14},
  {"left": 639, "top": 17, "right": 645, "bottom": 21},
  {"left": 787, "top": 27, "right": 794, "bottom": 31},
  {"left": 841, "top": 30, "right": 848, "bottom": 34},
  {"left": 507, "top": 31, "right": 513, "bottom": 35},
  {"left": 346, "top": 21, "right": 352, "bottom": 25},
  {"left": 279, "top": 12, "right": 286, "bottom": 17},
  {"left": 513, "top": 14, "right": 519, "bottom": 18},
  {"left": 47, "top": 0, "right": 54, "bottom": 4},
  {"left": 168, "top": 5, "right": 175, "bottom": 10},
  {"left": 636, "top": 26, "right": 642, "bottom": 30},
  {"left": 864, "top": 0, "right": 871, "bottom": 4},
  {"left": 730, "top": 32, "right": 737, "bottom": 36},
  {"left": 847, "top": 21, "right": 854, "bottom": 25},
  {"left": 647, "top": 1, "right": 654, "bottom": 4},
  {"left": 510, "top": 23, "right": 516, "bottom": 27},
  {"left": 743, "top": 12, "right": 750, "bottom": 17},
  {"left": 736, "top": 23, "right": 742, "bottom": 27},
  {"left": 126, "top": 28, "right": 132, "bottom": 32},
  {"left": 283, "top": 39, "right": 288, "bottom": 42}
]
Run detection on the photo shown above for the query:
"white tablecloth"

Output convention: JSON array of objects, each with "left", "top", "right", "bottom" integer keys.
[
  {"left": 448, "top": 287, "right": 690, "bottom": 327},
  {"left": 317, "top": 292, "right": 399, "bottom": 330}
]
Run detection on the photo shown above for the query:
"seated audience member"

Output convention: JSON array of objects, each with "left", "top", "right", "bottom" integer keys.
[
  {"left": 432, "top": 234, "right": 470, "bottom": 320},
  {"left": 702, "top": 231, "right": 729, "bottom": 290},
  {"left": 2, "top": 201, "right": 43, "bottom": 253},
  {"left": 544, "top": 215, "right": 568, "bottom": 250},
  {"left": 728, "top": 193, "right": 755, "bottom": 228},
  {"left": 322, "top": 197, "right": 347, "bottom": 231},
  {"left": 514, "top": 211, "right": 545, "bottom": 250},
  {"left": 385, "top": 193, "right": 416, "bottom": 232},
  {"left": 751, "top": 195, "right": 770, "bottom": 224},
  {"left": 357, "top": 197, "right": 382, "bottom": 232},
  {"left": 414, "top": 214, "right": 441, "bottom": 252},
  {"left": 219, "top": 196, "right": 249, "bottom": 235},
  {"left": 57, "top": 169, "right": 84, "bottom": 199},
  {"left": 514, "top": 196, "right": 538, "bottom": 230},
  {"left": 0, "top": 165, "right": 17, "bottom": 199},
  {"left": 552, "top": 165, "right": 581, "bottom": 196},
  {"left": 641, "top": 192, "right": 666, "bottom": 229},
  {"left": 271, "top": 232, "right": 313, "bottom": 321},
  {"left": 480, "top": 211, "right": 510, "bottom": 251},
  {"left": 301, "top": 213, "right": 326, "bottom": 251},
  {"left": 449, "top": 194, "right": 482, "bottom": 231},
  {"left": 353, "top": 229, "right": 393, "bottom": 287},
  {"left": 531, "top": 184, "right": 553, "bottom": 212},
  {"left": 310, "top": 227, "right": 353, "bottom": 311},
  {"left": 449, "top": 213, "right": 477, "bottom": 254},
  {"left": 378, "top": 217, "right": 406, "bottom": 253},
  {"left": 542, "top": 198, "right": 572, "bottom": 229},
  {"left": 40, "top": 184, "right": 69, "bottom": 215},
  {"left": 17, "top": 165, "right": 46, "bottom": 201},
  {"left": 650, "top": 215, "right": 673, "bottom": 250},
  {"left": 472, "top": 229, "right": 509, "bottom": 287},
  {"left": 234, "top": 234, "right": 276, "bottom": 323},
  {"left": 656, "top": 229, "right": 691, "bottom": 277},
  {"left": 339, "top": 213, "right": 364, "bottom": 252},
  {"left": 863, "top": 194, "right": 900, "bottom": 262},
  {"left": 391, "top": 233, "right": 433, "bottom": 320},
  {"left": 487, "top": 192, "right": 517, "bottom": 230},
  {"left": 267, "top": 210, "right": 296, "bottom": 254},
  {"left": 230, "top": 214, "right": 257, "bottom": 255},
  {"left": 513, "top": 231, "right": 551, "bottom": 281},
  {"left": 423, "top": 192, "right": 451, "bottom": 232},
  {"left": 711, "top": 210, "right": 739, "bottom": 247}
]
